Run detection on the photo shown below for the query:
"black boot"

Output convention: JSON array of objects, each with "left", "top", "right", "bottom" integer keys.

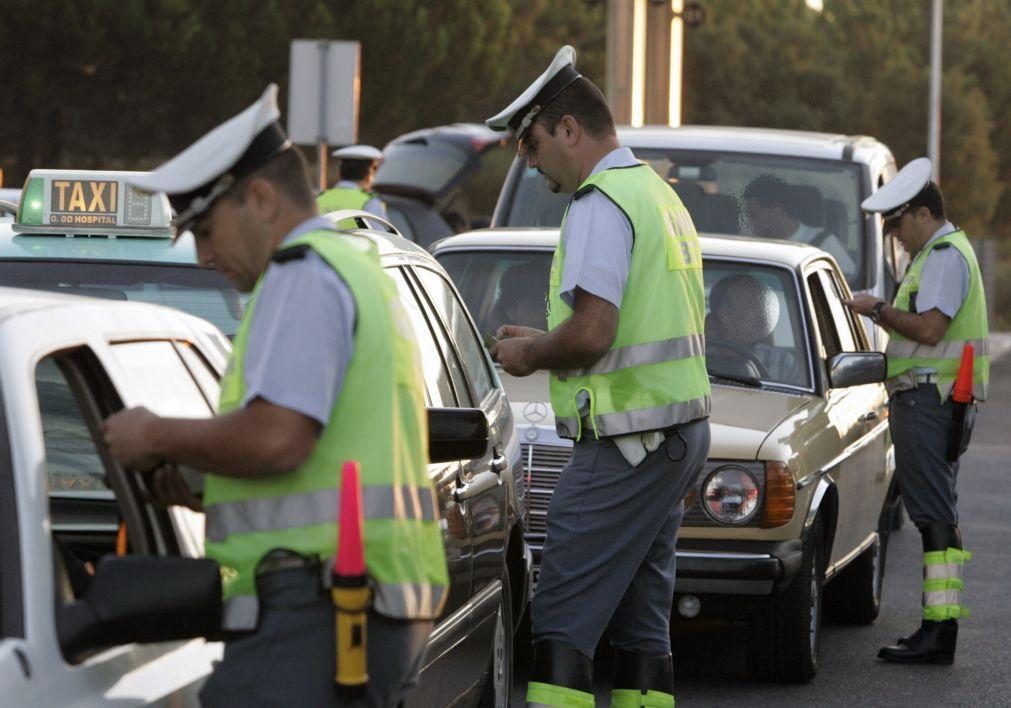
[
  {"left": 527, "top": 640, "right": 594, "bottom": 707},
  {"left": 879, "top": 619, "right": 957, "bottom": 664},
  {"left": 611, "top": 648, "right": 675, "bottom": 707}
]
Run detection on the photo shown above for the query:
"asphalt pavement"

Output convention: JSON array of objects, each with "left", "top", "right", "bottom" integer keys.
[{"left": 512, "top": 343, "right": 1011, "bottom": 707}]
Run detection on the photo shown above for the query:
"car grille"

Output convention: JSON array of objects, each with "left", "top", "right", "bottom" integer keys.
[{"left": 520, "top": 443, "right": 764, "bottom": 537}]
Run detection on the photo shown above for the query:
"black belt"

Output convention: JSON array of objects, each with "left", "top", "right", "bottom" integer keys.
[{"left": 256, "top": 549, "right": 319, "bottom": 577}]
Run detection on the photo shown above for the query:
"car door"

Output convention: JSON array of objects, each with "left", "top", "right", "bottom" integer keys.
[
  {"left": 805, "top": 265, "right": 888, "bottom": 564},
  {"left": 409, "top": 263, "right": 516, "bottom": 697},
  {"left": 385, "top": 265, "right": 474, "bottom": 707},
  {"left": 17, "top": 343, "right": 219, "bottom": 706}
]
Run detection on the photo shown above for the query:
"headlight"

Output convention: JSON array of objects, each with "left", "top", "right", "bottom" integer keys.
[{"left": 702, "top": 465, "right": 760, "bottom": 525}]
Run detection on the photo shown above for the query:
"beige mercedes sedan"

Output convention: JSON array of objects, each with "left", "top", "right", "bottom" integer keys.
[{"left": 433, "top": 228, "right": 897, "bottom": 684}]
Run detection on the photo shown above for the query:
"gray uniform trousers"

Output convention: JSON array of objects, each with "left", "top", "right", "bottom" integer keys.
[
  {"left": 889, "top": 383, "right": 975, "bottom": 529},
  {"left": 200, "top": 566, "right": 432, "bottom": 708},
  {"left": 532, "top": 418, "right": 710, "bottom": 658}
]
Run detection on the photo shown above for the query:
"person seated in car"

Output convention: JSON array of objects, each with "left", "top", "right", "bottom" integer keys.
[
  {"left": 743, "top": 174, "right": 857, "bottom": 276},
  {"left": 706, "top": 273, "right": 796, "bottom": 383},
  {"left": 491, "top": 265, "right": 548, "bottom": 332}
]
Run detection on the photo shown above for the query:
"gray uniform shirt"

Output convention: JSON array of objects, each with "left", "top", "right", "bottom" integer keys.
[
  {"left": 558, "top": 147, "right": 638, "bottom": 308},
  {"left": 243, "top": 216, "right": 356, "bottom": 425},
  {"left": 915, "top": 221, "right": 969, "bottom": 318}
]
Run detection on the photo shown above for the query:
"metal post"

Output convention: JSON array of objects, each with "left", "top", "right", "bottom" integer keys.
[
  {"left": 318, "top": 42, "right": 330, "bottom": 193},
  {"left": 927, "top": 0, "right": 943, "bottom": 183},
  {"left": 669, "top": 0, "right": 684, "bottom": 127}
]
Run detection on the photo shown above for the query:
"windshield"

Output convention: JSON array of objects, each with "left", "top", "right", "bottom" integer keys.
[
  {"left": 437, "top": 249, "right": 811, "bottom": 391},
  {"left": 500, "top": 150, "right": 867, "bottom": 289},
  {"left": 0, "top": 261, "right": 246, "bottom": 337}
]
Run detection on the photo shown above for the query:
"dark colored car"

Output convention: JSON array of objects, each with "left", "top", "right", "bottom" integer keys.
[
  {"left": 374, "top": 124, "right": 506, "bottom": 249},
  {"left": 1, "top": 170, "right": 530, "bottom": 706}
]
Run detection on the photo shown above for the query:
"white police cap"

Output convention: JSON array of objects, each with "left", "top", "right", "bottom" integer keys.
[
  {"left": 129, "top": 84, "right": 291, "bottom": 232},
  {"left": 486, "top": 45, "right": 582, "bottom": 139},
  {"left": 332, "top": 144, "right": 383, "bottom": 162},
  {"left": 861, "top": 157, "right": 933, "bottom": 219}
]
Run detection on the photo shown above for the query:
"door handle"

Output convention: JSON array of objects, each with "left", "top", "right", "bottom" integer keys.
[
  {"left": 859, "top": 411, "right": 879, "bottom": 423},
  {"left": 453, "top": 471, "right": 500, "bottom": 502},
  {"left": 490, "top": 448, "right": 508, "bottom": 474}
]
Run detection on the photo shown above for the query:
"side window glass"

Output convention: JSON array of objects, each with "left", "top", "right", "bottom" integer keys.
[
  {"left": 37, "top": 357, "right": 108, "bottom": 493},
  {"left": 806, "top": 272, "right": 841, "bottom": 359},
  {"left": 816, "top": 270, "right": 858, "bottom": 352},
  {"left": 174, "top": 341, "right": 221, "bottom": 409},
  {"left": 110, "top": 341, "right": 214, "bottom": 417},
  {"left": 414, "top": 266, "right": 495, "bottom": 404},
  {"left": 390, "top": 268, "right": 456, "bottom": 407}
]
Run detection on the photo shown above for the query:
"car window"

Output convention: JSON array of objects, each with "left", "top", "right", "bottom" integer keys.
[
  {"left": 502, "top": 149, "right": 868, "bottom": 291},
  {"left": 0, "top": 261, "right": 247, "bottom": 337},
  {"left": 413, "top": 266, "right": 496, "bottom": 404},
  {"left": 110, "top": 341, "right": 215, "bottom": 417},
  {"left": 436, "top": 250, "right": 552, "bottom": 338},
  {"left": 807, "top": 271, "right": 842, "bottom": 359},
  {"left": 814, "top": 269, "right": 858, "bottom": 353},
  {"left": 37, "top": 357, "right": 108, "bottom": 493},
  {"left": 388, "top": 267, "right": 456, "bottom": 407},
  {"left": 174, "top": 341, "right": 221, "bottom": 409},
  {"left": 704, "top": 261, "right": 811, "bottom": 389}
]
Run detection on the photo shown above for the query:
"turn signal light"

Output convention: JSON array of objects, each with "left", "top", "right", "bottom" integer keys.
[{"left": 761, "top": 461, "right": 795, "bottom": 528}]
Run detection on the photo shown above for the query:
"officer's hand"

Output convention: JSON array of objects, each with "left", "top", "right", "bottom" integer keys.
[
  {"left": 146, "top": 464, "right": 204, "bottom": 512},
  {"left": 103, "top": 406, "right": 162, "bottom": 472},
  {"left": 842, "top": 293, "right": 881, "bottom": 316},
  {"left": 496, "top": 324, "right": 545, "bottom": 339},
  {"left": 491, "top": 337, "right": 537, "bottom": 377}
]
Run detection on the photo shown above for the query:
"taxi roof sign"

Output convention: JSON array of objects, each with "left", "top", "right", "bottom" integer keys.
[{"left": 14, "top": 169, "right": 173, "bottom": 238}]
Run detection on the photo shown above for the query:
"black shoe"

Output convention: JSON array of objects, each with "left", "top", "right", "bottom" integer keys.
[
  {"left": 896, "top": 621, "right": 926, "bottom": 647},
  {"left": 879, "top": 620, "right": 957, "bottom": 664}
]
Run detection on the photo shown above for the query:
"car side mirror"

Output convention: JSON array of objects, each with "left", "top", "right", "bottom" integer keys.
[
  {"left": 57, "top": 555, "right": 222, "bottom": 662},
  {"left": 428, "top": 407, "right": 489, "bottom": 463},
  {"left": 827, "top": 351, "right": 887, "bottom": 389}
]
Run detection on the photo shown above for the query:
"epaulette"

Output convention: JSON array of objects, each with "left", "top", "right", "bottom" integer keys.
[
  {"left": 933, "top": 243, "right": 952, "bottom": 250},
  {"left": 271, "top": 244, "right": 311, "bottom": 263},
  {"left": 573, "top": 184, "right": 597, "bottom": 201}
]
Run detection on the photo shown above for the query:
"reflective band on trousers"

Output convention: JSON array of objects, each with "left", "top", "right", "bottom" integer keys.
[
  {"left": 221, "top": 577, "right": 445, "bottom": 631},
  {"left": 556, "top": 397, "right": 710, "bottom": 439},
  {"left": 206, "top": 484, "right": 437, "bottom": 543},
  {"left": 557, "top": 333, "right": 705, "bottom": 379},
  {"left": 611, "top": 688, "right": 676, "bottom": 708},
  {"left": 527, "top": 681, "right": 595, "bottom": 708},
  {"left": 886, "top": 337, "right": 990, "bottom": 360},
  {"left": 922, "top": 548, "right": 970, "bottom": 622}
]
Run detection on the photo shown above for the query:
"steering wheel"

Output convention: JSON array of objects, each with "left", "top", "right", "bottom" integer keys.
[{"left": 706, "top": 338, "right": 770, "bottom": 380}]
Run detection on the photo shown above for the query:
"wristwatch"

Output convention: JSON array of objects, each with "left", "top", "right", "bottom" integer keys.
[{"left": 870, "top": 300, "right": 886, "bottom": 324}]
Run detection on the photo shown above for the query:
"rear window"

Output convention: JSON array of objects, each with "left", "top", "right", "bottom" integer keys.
[
  {"left": 0, "top": 260, "right": 246, "bottom": 336},
  {"left": 375, "top": 139, "right": 472, "bottom": 196},
  {"left": 499, "top": 149, "right": 868, "bottom": 290}
]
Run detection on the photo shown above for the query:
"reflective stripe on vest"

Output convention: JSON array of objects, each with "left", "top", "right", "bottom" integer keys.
[
  {"left": 556, "top": 333, "right": 705, "bottom": 379},
  {"left": 886, "top": 230, "right": 989, "bottom": 401},
  {"left": 547, "top": 164, "right": 710, "bottom": 440},
  {"left": 205, "top": 230, "right": 448, "bottom": 629},
  {"left": 205, "top": 484, "right": 438, "bottom": 543},
  {"left": 922, "top": 547, "right": 971, "bottom": 621}
]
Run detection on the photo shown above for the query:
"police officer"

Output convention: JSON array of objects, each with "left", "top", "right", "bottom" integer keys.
[
  {"left": 487, "top": 46, "right": 711, "bottom": 707},
  {"left": 103, "top": 85, "right": 448, "bottom": 706},
  {"left": 845, "top": 157, "right": 989, "bottom": 665},
  {"left": 317, "top": 144, "right": 389, "bottom": 220}
]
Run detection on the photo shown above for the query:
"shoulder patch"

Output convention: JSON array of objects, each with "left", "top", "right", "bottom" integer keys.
[
  {"left": 573, "top": 184, "right": 597, "bottom": 201},
  {"left": 271, "top": 244, "right": 311, "bottom": 263},
  {"left": 933, "top": 242, "right": 952, "bottom": 250}
]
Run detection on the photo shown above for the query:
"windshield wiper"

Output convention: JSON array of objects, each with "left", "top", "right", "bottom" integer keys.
[{"left": 708, "top": 371, "right": 762, "bottom": 388}]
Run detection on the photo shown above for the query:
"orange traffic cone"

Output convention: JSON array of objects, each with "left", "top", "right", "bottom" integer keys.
[
  {"left": 333, "top": 461, "right": 369, "bottom": 696},
  {"left": 952, "top": 344, "right": 975, "bottom": 404}
]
